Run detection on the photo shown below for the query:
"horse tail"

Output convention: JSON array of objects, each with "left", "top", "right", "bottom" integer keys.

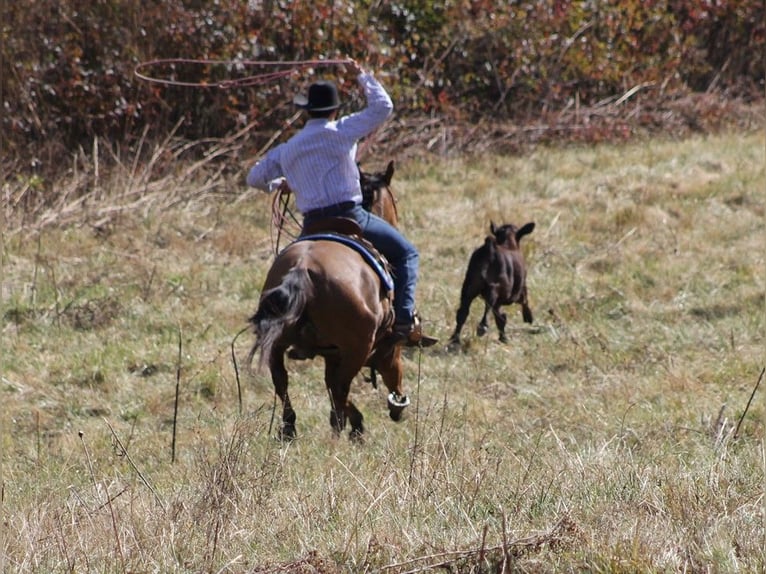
[{"left": 247, "top": 267, "right": 313, "bottom": 371}]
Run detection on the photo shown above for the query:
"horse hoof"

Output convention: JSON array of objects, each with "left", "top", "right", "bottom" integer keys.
[
  {"left": 278, "top": 425, "right": 296, "bottom": 442},
  {"left": 388, "top": 392, "right": 409, "bottom": 422},
  {"left": 388, "top": 392, "right": 410, "bottom": 409}
]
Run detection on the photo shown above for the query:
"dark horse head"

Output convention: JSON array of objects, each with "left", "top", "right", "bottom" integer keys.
[{"left": 360, "top": 160, "right": 398, "bottom": 227}]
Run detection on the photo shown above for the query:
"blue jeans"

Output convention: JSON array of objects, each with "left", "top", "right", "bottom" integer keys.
[{"left": 303, "top": 204, "right": 418, "bottom": 324}]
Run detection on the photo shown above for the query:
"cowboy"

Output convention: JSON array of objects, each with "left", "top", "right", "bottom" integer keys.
[{"left": 246, "top": 58, "right": 436, "bottom": 347}]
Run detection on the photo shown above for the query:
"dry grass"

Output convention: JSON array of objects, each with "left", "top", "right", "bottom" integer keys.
[{"left": 1, "top": 130, "right": 764, "bottom": 573}]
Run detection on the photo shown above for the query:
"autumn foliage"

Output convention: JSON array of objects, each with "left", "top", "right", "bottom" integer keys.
[{"left": 2, "top": 0, "right": 763, "bottom": 178}]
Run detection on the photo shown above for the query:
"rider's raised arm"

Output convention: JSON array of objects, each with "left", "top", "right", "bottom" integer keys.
[{"left": 335, "top": 63, "right": 393, "bottom": 142}]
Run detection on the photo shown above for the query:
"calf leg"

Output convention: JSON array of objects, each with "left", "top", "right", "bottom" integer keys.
[
  {"left": 450, "top": 297, "right": 474, "bottom": 344},
  {"left": 521, "top": 287, "right": 534, "bottom": 323},
  {"left": 450, "top": 274, "right": 483, "bottom": 345},
  {"left": 491, "top": 306, "right": 508, "bottom": 343},
  {"left": 477, "top": 302, "right": 491, "bottom": 337}
]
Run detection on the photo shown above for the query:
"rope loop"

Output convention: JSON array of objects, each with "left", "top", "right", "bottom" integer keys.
[{"left": 133, "top": 58, "right": 348, "bottom": 89}]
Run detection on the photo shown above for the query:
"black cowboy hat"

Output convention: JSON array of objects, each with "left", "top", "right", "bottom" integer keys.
[{"left": 293, "top": 80, "right": 340, "bottom": 112}]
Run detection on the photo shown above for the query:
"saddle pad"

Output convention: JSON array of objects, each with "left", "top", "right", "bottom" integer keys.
[{"left": 296, "top": 233, "right": 394, "bottom": 292}]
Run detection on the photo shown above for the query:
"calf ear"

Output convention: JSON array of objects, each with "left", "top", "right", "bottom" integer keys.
[{"left": 517, "top": 222, "right": 535, "bottom": 240}]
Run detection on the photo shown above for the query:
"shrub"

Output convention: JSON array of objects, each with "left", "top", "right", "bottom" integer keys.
[{"left": 1, "top": 0, "right": 762, "bottom": 179}]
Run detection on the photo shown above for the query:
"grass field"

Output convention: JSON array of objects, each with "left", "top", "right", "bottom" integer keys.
[{"left": 2, "top": 131, "right": 764, "bottom": 572}]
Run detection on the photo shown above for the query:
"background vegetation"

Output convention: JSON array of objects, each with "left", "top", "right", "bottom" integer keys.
[
  {"left": 1, "top": 1, "right": 764, "bottom": 572},
  {"left": 2, "top": 131, "right": 764, "bottom": 572},
  {"left": 2, "top": 2, "right": 764, "bottom": 184}
]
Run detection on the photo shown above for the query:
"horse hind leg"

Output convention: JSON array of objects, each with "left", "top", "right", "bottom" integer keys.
[{"left": 270, "top": 349, "right": 296, "bottom": 440}]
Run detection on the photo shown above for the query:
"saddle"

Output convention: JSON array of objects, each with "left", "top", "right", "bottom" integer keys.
[
  {"left": 291, "top": 216, "right": 437, "bottom": 355},
  {"left": 298, "top": 217, "right": 394, "bottom": 293},
  {"left": 285, "top": 216, "right": 396, "bottom": 361}
]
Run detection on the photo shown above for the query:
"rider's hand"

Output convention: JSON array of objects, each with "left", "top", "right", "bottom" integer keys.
[
  {"left": 268, "top": 177, "right": 288, "bottom": 193},
  {"left": 345, "top": 58, "right": 364, "bottom": 76}
]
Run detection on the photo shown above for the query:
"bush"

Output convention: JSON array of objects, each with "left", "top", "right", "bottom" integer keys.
[{"left": 1, "top": 0, "right": 763, "bottom": 179}]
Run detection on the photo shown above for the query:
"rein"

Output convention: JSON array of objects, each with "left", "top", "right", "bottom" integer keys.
[{"left": 271, "top": 186, "right": 301, "bottom": 254}]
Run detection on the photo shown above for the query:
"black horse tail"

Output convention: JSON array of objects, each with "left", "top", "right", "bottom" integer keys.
[{"left": 247, "top": 267, "right": 313, "bottom": 371}]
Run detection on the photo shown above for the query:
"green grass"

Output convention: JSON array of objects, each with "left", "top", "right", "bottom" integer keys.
[{"left": 1, "top": 131, "right": 764, "bottom": 572}]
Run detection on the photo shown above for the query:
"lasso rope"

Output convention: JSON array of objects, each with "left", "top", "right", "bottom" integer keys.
[
  {"left": 271, "top": 185, "right": 301, "bottom": 254},
  {"left": 134, "top": 58, "right": 349, "bottom": 89},
  {"left": 135, "top": 57, "right": 383, "bottom": 254}
]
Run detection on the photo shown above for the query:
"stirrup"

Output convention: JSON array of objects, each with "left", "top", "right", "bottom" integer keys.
[{"left": 393, "top": 314, "right": 438, "bottom": 348}]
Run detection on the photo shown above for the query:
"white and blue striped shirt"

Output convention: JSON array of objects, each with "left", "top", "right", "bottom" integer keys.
[{"left": 246, "top": 72, "right": 394, "bottom": 214}]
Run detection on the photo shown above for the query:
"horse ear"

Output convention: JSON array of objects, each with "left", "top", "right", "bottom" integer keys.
[
  {"left": 384, "top": 164, "right": 394, "bottom": 185},
  {"left": 517, "top": 222, "right": 535, "bottom": 240},
  {"left": 490, "top": 221, "right": 497, "bottom": 235}
]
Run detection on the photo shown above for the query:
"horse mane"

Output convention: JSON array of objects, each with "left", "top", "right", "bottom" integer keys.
[{"left": 359, "top": 161, "right": 399, "bottom": 225}]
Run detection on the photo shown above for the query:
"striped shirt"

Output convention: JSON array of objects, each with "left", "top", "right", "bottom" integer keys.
[{"left": 246, "top": 72, "right": 394, "bottom": 214}]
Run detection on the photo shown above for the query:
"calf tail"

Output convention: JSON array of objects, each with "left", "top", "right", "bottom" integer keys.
[{"left": 248, "top": 267, "right": 313, "bottom": 371}]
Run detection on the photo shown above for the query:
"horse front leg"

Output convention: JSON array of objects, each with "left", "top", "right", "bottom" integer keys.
[
  {"left": 270, "top": 347, "right": 296, "bottom": 440},
  {"left": 325, "top": 357, "right": 365, "bottom": 440},
  {"left": 376, "top": 344, "right": 409, "bottom": 422}
]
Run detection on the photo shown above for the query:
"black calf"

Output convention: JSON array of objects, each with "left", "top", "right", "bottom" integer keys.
[{"left": 449, "top": 221, "right": 535, "bottom": 345}]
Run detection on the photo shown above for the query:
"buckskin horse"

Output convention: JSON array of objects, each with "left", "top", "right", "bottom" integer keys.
[{"left": 248, "top": 162, "right": 408, "bottom": 441}]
